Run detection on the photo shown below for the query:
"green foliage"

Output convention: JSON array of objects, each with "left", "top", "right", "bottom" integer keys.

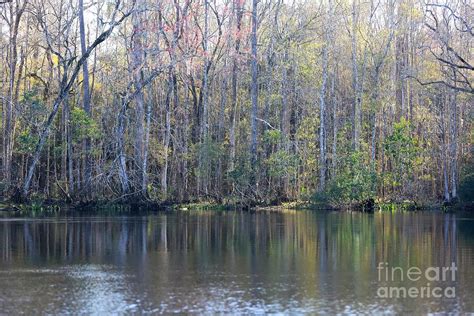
[
  {"left": 263, "top": 130, "right": 297, "bottom": 178},
  {"left": 295, "top": 114, "right": 319, "bottom": 190},
  {"left": 71, "top": 107, "right": 100, "bottom": 141},
  {"left": 459, "top": 156, "right": 474, "bottom": 203},
  {"left": 21, "top": 87, "right": 44, "bottom": 111},
  {"left": 14, "top": 89, "right": 48, "bottom": 156},
  {"left": 227, "top": 157, "right": 252, "bottom": 189},
  {"left": 296, "top": 115, "right": 318, "bottom": 142},
  {"left": 265, "top": 150, "right": 297, "bottom": 177},
  {"left": 383, "top": 118, "right": 420, "bottom": 188},
  {"left": 195, "top": 137, "right": 224, "bottom": 178},
  {"left": 263, "top": 129, "right": 281, "bottom": 146},
  {"left": 20, "top": 87, "right": 47, "bottom": 126},
  {"left": 314, "top": 151, "right": 377, "bottom": 207},
  {"left": 16, "top": 129, "right": 39, "bottom": 154}
]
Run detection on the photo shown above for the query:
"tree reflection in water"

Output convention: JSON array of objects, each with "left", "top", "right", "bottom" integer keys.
[{"left": 0, "top": 210, "right": 473, "bottom": 313}]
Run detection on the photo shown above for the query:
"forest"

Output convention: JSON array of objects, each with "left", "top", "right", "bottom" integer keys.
[{"left": 0, "top": 0, "right": 472, "bottom": 207}]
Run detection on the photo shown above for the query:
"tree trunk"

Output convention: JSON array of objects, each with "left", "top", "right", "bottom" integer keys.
[
  {"left": 351, "top": 0, "right": 361, "bottom": 151},
  {"left": 228, "top": 0, "right": 243, "bottom": 175},
  {"left": 198, "top": 0, "right": 210, "bottom": 196},
  {"left": 249, "top": 0, "right": 259, "bottom": 185},
  {"left": 217, "top": 60, "right": 227, "bottom": 194},
  {"left": 440, "top": 94, "right": 450, "bottom": 202},
  {"left": 4, "top": 0, "right": 26, "bottom": 191},
  {"left": 117, "top": 96, "right": 130, "bottom": 195},
  {"left": 130, "top": 0, "right": 146, "bottom": 197},
  {"left": 65, "top": 97, "right": 74, "bottom": 194},
  {"left": 331, "top": 71, "right": 337, "bottom": 177},
  {"left": 161, "top": 70, "right": 174, "bottom": 199},
  {"left": 79, "top": 0, "right": 92, "bottom": 196},
  {"left": 318, "top": 0, "right": 332, "bottom": 191},
  {"left": 450, "top": 89, "right": 458, "bottom": 199},
  {"left": 280, "top": 49, "right": 290, "bottom": 195},
  {"left": 142, "top": 90, "right": 151, "bottom": 196}
]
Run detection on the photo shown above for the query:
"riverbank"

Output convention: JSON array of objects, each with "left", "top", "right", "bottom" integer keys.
[{"left": 1, "top": 197, "right": 472, "bottom": 215}]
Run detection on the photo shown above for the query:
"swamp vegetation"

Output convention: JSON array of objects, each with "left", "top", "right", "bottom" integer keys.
[{"left": 0, "top": 0, "right": 472, "bottom": 209}]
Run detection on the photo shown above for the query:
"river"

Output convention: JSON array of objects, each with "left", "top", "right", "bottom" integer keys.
[{"left": 1, "top": 209, "right": 473, "bottom": 313}]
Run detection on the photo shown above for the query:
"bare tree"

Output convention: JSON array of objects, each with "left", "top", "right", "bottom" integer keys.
[
  {"left": 417, "top": 1, "right": 473, "bottom": 94},
  {"left": 2, "top": 0, "right": 27, "bottom": 192},
  {"left": 19, "top": 0, "right": 134, "bottom": 200}
]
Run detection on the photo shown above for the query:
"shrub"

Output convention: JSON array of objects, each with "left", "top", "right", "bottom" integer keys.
[{"left": 314, "top": 150, "right": 377, "bottom": 207}]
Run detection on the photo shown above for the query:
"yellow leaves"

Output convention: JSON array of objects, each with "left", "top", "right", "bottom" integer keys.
[
  {"left": 28, "top": 75, "right": 40, "bottom": 87},
  {"left": 414, "top": 156, "right": 424, "bottom": 167},
  {"left": 51, "top": 54, "right": 59, "bottom": 66},
  {"left": 398, "top": 1, "right": 416, "bottom": 17},
  {"left": 92, "top": 81, "right": 102, "bottom": 92},
  {"left": 296, "top": 114, "right": 319, "bottom": 143},
  {"left": 411, "top": 6, "right": 424, "bottom": 20},
  {"left": 294, "top": 42, "right": 323, "bottom": 80},
  {"left": 418, "top": 59, "right": 442, "bottom": 82}
]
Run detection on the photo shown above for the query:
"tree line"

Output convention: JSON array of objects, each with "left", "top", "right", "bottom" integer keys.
[{"left": 0, "top": 0, "right": 472, "bottom": 206}]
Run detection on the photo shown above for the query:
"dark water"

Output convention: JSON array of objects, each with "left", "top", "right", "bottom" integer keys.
[{"left": 1, "top": 209, "right": 473, "bottom": 314}]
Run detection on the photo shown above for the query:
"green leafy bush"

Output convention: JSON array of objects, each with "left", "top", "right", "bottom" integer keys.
[
  {"left": 459, "top": 156, "right": 474, "bottom": 203},
  {"left": 71, "top": 107, "right": 100, "bottom": 141},
  {"left": 265, "top": 150, "right": 297, "bottom": 177},
  {"left": 383, "top": 118, "right": 420, "bottom": 190},
  {"left": 16, "top": 129, "right": 39, "bottom": 154},
  {"left": 314, "top": 151, "right": 377, "bottom": 207}
]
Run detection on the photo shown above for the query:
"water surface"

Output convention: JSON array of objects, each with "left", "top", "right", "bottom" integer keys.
[{"left": 1, "top": 209, "right": 473, "bottom": 313}]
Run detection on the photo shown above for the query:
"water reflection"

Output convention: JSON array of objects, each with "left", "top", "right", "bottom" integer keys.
[{"left": 0, "top": 210, "right": 473, "bottom": 313}]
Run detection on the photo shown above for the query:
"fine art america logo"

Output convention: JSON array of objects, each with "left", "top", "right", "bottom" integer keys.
[{"left": 377, "top": 262, "right": 457, "bottom": 298}]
